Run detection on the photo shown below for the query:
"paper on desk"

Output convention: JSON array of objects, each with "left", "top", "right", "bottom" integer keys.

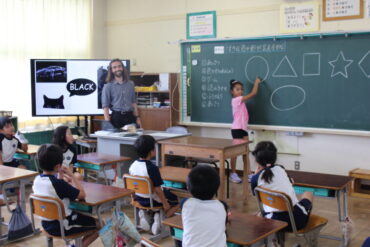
[{"left": 150, "top": 132, "right": 180, "bottom": 137}]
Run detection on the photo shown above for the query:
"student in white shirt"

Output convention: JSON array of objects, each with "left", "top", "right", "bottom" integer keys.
[
  {"left": 182, "top": 165, "right": 228, "bottom": 247},
  {"left": 251, "top": 141, "right": 313, "bottom": 231}
]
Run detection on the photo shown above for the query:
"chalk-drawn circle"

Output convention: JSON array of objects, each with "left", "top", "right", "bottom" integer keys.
[
  {"left": 270, "top": 85, "right": 306, "bottom": 111},
  {"left": 245, "top": 56, "right": 269, "bottom": 83}
]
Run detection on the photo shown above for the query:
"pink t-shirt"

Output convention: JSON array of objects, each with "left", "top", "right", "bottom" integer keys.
[{"left": 231, "top": 96, "right": 249, "bottom": 130}]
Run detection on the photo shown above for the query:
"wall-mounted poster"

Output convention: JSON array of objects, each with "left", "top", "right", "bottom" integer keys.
[
  {"left": 187, "top": 11, "right": 217, "bottom": 39},
  {"left": 280, "top": 2, "right": 320, "bottom": 33},
  {"left": 323, "top": 0, "right": 363, "bottom": 21}
]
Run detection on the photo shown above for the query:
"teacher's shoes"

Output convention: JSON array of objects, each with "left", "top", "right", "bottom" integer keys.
[
  {"left": 138, "top": 209, "right": 151, "bottom": 231},
  {"left": 230, "top": 172, "right": 242, "bottom": 183}
]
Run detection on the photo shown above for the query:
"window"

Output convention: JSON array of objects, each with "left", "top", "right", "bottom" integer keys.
[{"left": 0, "top": 0, "right": 92, "bottom": 122}]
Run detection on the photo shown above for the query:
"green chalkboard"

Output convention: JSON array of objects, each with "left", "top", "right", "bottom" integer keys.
[{"left": 181, "top": 32, "right": 370, "bottom": 131}]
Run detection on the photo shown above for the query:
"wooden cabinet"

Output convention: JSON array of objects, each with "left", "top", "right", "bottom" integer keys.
[{"left": 91, "top": 73, "right": 179, "bottom": 132}]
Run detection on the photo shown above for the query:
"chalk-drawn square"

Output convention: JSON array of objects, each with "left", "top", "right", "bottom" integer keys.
[{"left": 303, "top": 53, "right": 320, "bottom": 76}]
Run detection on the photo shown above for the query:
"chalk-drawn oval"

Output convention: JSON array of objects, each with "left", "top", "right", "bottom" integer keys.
[
  {"left": 245, "top": 56, "right": 269, "bottom": 82},
  {"left": 270, "top": 85, "right": 306, "bottom": 111}
]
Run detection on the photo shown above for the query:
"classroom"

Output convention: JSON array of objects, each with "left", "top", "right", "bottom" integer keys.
[{"left": 1, "top": 0, "right": 370, "bottom": 246}]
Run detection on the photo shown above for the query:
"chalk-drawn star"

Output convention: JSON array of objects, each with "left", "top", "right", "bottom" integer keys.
[{"left": 328, "top": 51, "right": 353, "bottom": 78}]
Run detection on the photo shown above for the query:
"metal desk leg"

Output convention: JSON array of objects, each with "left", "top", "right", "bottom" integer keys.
[
  {"left": 19, "top": 179, "right": 27, "bottom": 213},
  {"left": 155, "top": 143, "right": 160, "bottom": 167},
  {"left": 336, "top": 190, "right": 342, "bottom": 222},
  {"left": 102, "top": 167, "right": 110, "bottom": 185},
  {"left": 116, "top": 162, "right": 123, "bottom": 178}
]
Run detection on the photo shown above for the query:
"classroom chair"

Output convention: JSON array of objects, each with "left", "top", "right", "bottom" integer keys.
[
  {"left": 123, "top": 174, "right": 170, "bottom": 242},
  {"left": 140, "top": 237, "right": 162, "bottom": 247},
  {"left": 29, "top": 194, "right": 97, "bottom": 247},
  {"left": 254, "top": 186, "right": 328, "bottom": 247}
]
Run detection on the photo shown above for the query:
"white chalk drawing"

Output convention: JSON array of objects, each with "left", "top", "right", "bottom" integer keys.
[
  {"left": 245, "top": 56, "right": 269, "bottom": 82},
  {"left": 272, "top": 56, "right": 298, "bottom": 78},
  {"left": 270, "top": 85, "right": 306, "bottom": 111},
  {"left": 328, "top": 51, "right": 353, "bottom": 78},
  {"left": 303, "top": 53, "right": 321, "bottom": 76},
  {"left": 358, "top": 50, "right": 370, "bottom": 78}
]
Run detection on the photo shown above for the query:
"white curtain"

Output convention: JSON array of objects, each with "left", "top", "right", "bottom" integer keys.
[{"left": 0, "top": 0, "right": 92, "bottom": 122}]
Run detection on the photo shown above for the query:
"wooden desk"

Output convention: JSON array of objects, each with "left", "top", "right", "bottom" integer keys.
[
  {"left": 71, "top": 182, "right": 133, "bottom": 226},
  {"left": 0, "top": 166, "right": 39, "bottom": 244},
  {"left": 0, "top": 166, "right": 38, "bottom": 211},
  {"left": 75, "top": 138, "right": 97, "bottom": 153},
  {"left": 16, "top": 144, "right": 40, "bottom": 156},
  {"left": 75, "top": 152, "right": 131, "bottom": 184},
  {"left": 160, "top": 167, "right": 190, "bottom": 183},
  {"left": 159, "top": 136, "right": 250, "bottom": 201},
  {"left": 287, "top": 170, "right": 353, "bottom": 246},
  {"left": 163, "top": 212, "right": 287, "bottom": 246},
  {"left": 15, "top": 144, "right": 40, "bottom": 170}
]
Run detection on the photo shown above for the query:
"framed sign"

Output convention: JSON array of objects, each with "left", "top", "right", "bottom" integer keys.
[
  {"left": 187, "top": 11, "right": 217, "bottom": 39},
  {"left": 280, "top": 2, "right": 320, "bottom": 33},
  {"left": 323, "top": 0, "right": 363, "bottom": 21}
]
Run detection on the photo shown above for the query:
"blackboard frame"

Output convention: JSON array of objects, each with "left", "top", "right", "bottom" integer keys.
[{"left": 180, "top": 31, "right": 370, "bottom": 136}]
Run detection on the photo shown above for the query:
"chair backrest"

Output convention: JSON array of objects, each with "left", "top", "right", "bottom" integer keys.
[
  {"left": 166, "top": 126, "right": 189, "bottom": 134},
  {"left": 140, "top": 238, "right": 162, "bottom": 247},
  {"left": 123, "top": 174, "right": 153, "bottom": 195},
  {"left": 29, "top": 194, "right": 65, "bottom": 220},
  {"left": 254, "top": 187, "right": 292, "bottom": 211},
  {"left": 254, "top": 186, "right": 298, "bottom": 232}
]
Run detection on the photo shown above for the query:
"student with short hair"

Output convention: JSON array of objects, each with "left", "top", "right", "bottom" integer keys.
[
  {"left": 251, "top": 141, "right": 313, "bottom": 231},
  {"left": 32, "top": 144, "right": 99, "bottom": 247},
  {"left": 182, "top": 165, "right": 228, "bottom": 247},
  {"left": 0, "top": 116, "right": 28, "bottom": 168},
  {"left": 129, "top": 135, "right": 179, "bottom": 235}
]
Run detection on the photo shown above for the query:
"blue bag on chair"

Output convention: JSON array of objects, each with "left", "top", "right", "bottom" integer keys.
[{"left": 7, "top": 204, "right": 33, "bottom": 240}]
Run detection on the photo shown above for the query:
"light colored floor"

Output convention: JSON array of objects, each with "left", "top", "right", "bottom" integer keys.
[{"left": 4, "top": 182, "right": 370, "bottom": 247}]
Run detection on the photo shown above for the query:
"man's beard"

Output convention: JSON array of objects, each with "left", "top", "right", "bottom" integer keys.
[{"left": 114, "top": 70, "right": 123, "bottom": 78}]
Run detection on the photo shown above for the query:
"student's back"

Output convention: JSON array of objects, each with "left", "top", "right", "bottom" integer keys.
[
  {"left": 182, "top": 197, "right": 226, "bottom": 247},
  {"left": 182, "top": 165, "right": 227, "bottom": 247},
  {"left": 251, "top": 165, "right": 298, "bottom": 212}
]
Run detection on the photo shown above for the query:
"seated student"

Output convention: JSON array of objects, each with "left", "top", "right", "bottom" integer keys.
[
  {"left": 32, "top": 144, "right": 99, "bottom": 247},
  {"left": 0, "top": 117, "right": 28, "bottom": 168},
  {"left": 52, "top": 125, "right": 82, "bottom": 181},
  {"left": 182, "top": 165, "right": 229, "bottom": 247},
  {"left": 251, "top": 141, "right": 313, "bottom": 231},
  {"left": 129, "top": 135, "right": 179, "bottom": 235}
]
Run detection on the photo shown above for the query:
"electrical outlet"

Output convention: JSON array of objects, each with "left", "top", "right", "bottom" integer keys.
[{"left": 294, "top": 161, "right": 300, "bottom": 170}]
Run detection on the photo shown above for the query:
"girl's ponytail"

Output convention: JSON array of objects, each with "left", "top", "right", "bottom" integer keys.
[{"left": 252, "top": 141, "right": 277, "bottom": 184}]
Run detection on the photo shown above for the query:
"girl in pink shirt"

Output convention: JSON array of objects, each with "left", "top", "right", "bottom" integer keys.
[{"left": 229, "top": 77, "right": 262, "bottom": 183}]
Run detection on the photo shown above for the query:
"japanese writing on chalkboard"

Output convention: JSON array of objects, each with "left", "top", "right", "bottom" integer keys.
[{"left": 225, "top": 41, "right": 286, "bottom": 54}]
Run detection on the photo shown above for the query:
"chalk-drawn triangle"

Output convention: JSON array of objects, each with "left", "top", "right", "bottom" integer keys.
[{"left": 272, "top": 56, "right": 298, "bottom": 78}]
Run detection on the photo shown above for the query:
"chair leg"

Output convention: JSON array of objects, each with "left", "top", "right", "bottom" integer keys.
[
  {"left": 75, "top": 237, "right": 83, "bottom": 247},
  {"left": 134, "top": 207, "right": 139, "bottom": 228},
  {"left": 277, "top": 231, "right": 285, "bottom": 247},
  {"left": 46, "top": 237, "right": 53, "bottom": 247},
  {"left": 225, "top": 160, "right": 230, "bottom": 199},
  {"left": 304, "top": 226, "right": 323, "bottom": 247}
]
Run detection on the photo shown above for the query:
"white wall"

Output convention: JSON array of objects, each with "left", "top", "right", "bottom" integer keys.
[{"left": 105, "top": 0, "right": 370, "bottom": 175}]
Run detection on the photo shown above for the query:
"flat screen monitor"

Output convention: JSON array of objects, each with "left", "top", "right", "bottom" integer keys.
[{"left": 30, "top": 59, "right": 130, "bottom": 116}]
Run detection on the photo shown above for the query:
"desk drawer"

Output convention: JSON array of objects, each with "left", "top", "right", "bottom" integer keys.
[
  {"left": 74, "top": 162, "right": 101, "bottom": 171},
  {"left": 69, "top": 202, "right": 92, "bottom": 213},
  {"left": 170, "top": 227, "right": 241, "bottom": 247},
  {"left": 294, "top": 186, "right": 335, "bottom": 197}
]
